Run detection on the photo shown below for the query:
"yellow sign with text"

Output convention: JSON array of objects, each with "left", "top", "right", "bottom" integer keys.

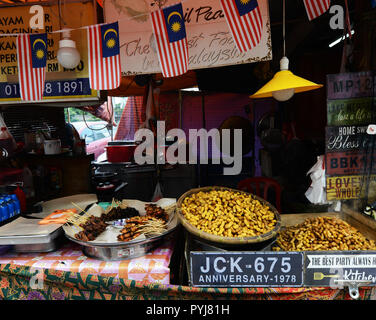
[
  {"left": 326, "top": 175, "right": 376, "bottom": 200},
  {"left": 0, "top": 1, "right": 99, "bottom": 103}
]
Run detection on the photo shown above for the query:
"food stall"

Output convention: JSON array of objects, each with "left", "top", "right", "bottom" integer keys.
[{"left": 0, "top": 0, "right": 375, "bottom": 302}]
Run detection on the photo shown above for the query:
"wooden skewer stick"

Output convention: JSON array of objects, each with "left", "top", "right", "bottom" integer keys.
[
  {"left": 71, "top": 202, "right": 91, "bottom": 216},
  {"left": 69, "top": 202, "right": 93, "bottom": 225}
]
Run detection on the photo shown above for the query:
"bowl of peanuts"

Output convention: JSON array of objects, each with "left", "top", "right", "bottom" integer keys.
[{"left": 177, "top": 186, "right": 281, "bottom": 246}]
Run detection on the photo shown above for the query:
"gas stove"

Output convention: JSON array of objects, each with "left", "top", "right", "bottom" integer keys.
[{"left": 91, "top": 161, "right": 157, "bottom": 202}]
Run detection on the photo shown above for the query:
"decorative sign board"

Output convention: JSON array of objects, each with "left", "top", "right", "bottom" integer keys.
[
  {"left": 326, "top": 97, "right": 375, "bottom": 126},
  {"left": 325, "top": 175, "right": 376, "bottom": 201},
  {"left": 104, "top": 0, "right": 272, "bottom": 75},
  {"left": 327, "top": 72, "right": 375, "bottom": 100},
  {"left": 325, "top": 72, "right": 376, "bottom": 201},
  {"left": 304, "top": 251, "right": 376, "bottom": 287},
  {"left": 189, "top": 251, "right": 376, "bottom": 289},
  {"left": 326, "top": 150, "right": 376, "bottom": 176},
  {"left": 0, "top": 2, "right": 99, "bottom": 104},
  {"left": 325, "top": 125, "right": 371, "bottom": 153},
  {"left": 190, "top": 251, "right": 304, "bottom": 287}
]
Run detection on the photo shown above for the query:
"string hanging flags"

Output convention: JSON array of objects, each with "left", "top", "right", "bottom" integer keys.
[
  {"left": 220, "top": 0, "right": 263, "bottom": 53},
  {"left": 87, "top": 21, "right": 121, "bottom": 90},
  {"left": 150, "top": 2, "right": 189, "bottom": 78},
  {"left": 17, "top": 33, "right": 47, "bottom": 101},
  {"left": 303, "top": 0, "right": 331, "bottom": 21}
]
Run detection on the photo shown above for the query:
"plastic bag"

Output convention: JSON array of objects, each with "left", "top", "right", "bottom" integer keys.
[{"left": 305, "top": 155, "right": 328, "bottom": 204}]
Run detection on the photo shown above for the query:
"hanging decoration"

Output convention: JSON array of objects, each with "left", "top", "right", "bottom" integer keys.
[
  {"left": 303, "top": 0, "right": 331, "bottom": 21},
  {"left": 0, "top": 0, "right": 331, "bottom": 98},
  {"left": 16, "top": 33, "right": 47, "bottom": 101},
  {"left": 251, "top": 0, "right": 323, "bottom": 101},
  {"left": 87, "top": 21, "right": 121, "bottom": 90},
  {"left": 149, "top": 2, "right": 189, "bottom": 78},
  {"left": 219, "top": 0, "right": 263, "bottom": 53},
  {"left": 57, "top": 29, "right": 81, "bottom": 69}
]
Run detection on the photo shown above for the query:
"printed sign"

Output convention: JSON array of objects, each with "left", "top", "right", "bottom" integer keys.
[
  {"left": 304, "top": 251, "right": 376, "bottom": 287},
  {"left": 325, "top": 175, "right": 376, "bottom": 200},
  {"left": 327, "top": 72, "right": 375, "bottom": 100},
  {"left": 326, "top": 151, "right": 376, "bottom": 176},
  {"left": 0, "top": 2, "right": 99, "bottom": 103},
  {"left": 326, "top": 97, "right": 375, "bottom": 126},
  {"left": 190, "top": 251, "right": 304, "bottom": 287},
  {"left": 104, "top": 0, "right": 272, "bottom": 75},
  {"left": 325, "top": 126, "right": 371, "bottom": 153}
]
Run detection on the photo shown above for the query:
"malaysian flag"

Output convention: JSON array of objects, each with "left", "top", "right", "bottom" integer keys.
[
  {"left": 150, "top": 3, "right": 189, "bottom": 78},
  {"left": 303, "top": 0, "right": 331, "bottom": 21},
  {"left": 220, "top": 0, "right": 263, "bottom": 53},
  {"left": 87, "top": 21, "right": 121, "bottom": 90},
  {"left": 17, "top": 33, "right": 47, "bottom": 101}
]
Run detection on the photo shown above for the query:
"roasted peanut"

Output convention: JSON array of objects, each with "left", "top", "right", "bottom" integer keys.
[
  {"left": 181, "top": 190, "right": 277, "bottom": 238},
  {"left": 274, "top": 216, "right": 376, "bottom": 251}
]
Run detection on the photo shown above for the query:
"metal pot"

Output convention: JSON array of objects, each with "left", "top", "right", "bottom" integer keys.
[{"left": 106, "top": 141, "right": 137, "bottom": 163}]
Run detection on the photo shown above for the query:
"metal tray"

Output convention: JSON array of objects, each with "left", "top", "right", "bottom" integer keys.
[
  {"left": 63, "top": 199, "right": 180, "bottom": 261},
  {"left": 13, "top": 230, "right": 64, "bottom": 253},
  {"left": 65, "top": 220, "right": 178, "bottom": 261}
]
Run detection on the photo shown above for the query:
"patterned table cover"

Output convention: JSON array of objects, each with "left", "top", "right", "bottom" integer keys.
[
  {"left": 0, "top": 241, "right": 173, "bottom": 285},
  {"left": 0, "top": 241, "right": 375, "bottom": 300}
]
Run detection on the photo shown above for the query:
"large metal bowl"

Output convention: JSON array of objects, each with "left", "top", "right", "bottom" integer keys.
[
  {"left": 176, "top": 186, "right": 281, "bottom": 247},
  {"left": 63, "top": 200, "right": 179, "bottom": 261},
  {"left": 64, "top": 224, "right": 178, "bottom": 261}
]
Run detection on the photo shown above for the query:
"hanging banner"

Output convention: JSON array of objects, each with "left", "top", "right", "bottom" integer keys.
[
  {"left": 0, "top": 1, "right": 99, "bottom": 104},
  {"left": 104, "top": 0, "right": 272, "bottom": 75}
]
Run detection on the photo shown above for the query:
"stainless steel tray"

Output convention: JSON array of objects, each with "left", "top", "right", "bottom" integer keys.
[
  {"left": 63, "top": 199, "right": 179, "bottom": 260},
  {"left": 66, "top": 229, "right": 177, "bottom": 261},
  {"left": 0, "top": 228, "right": 64, "bottom": 253},
  {"left": 14, "top": 229, "right": 64, "bottom": 253}
]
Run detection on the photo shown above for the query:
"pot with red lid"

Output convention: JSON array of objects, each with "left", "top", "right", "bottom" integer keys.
[{"left": 105, "top": 141, "right": 137, "bottom": 163}]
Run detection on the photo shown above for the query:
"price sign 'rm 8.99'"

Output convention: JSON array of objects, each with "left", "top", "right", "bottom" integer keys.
[{"left": 190, "top": 252, "right": 304, "bottom": 287}]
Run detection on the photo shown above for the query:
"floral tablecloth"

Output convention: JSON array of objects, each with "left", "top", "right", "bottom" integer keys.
[{"left": 0, "top": 240, "right": 375, "bottom": 300}]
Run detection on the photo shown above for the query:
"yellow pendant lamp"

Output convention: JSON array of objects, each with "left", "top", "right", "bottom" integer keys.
[{"left": 250, "top": 0, "right": 323, "bottom": 101}]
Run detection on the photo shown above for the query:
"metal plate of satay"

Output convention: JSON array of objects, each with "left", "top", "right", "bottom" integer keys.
[{"left": 62, "top": 198, "right": 179, "bottom": 261}]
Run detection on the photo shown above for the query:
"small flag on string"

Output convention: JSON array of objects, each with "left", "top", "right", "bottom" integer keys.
[
  {"left": 150, "top": 3, "right": 189, "bottom": 78},
  {"left": 303, "top": 0, "right": 331, "bottom": 21},
  {"left": 87, "top": 21, "right": 121, "bottom": 90},
  {"left": 17, "top": 33, "right": 47, "bottom": 101},
  {"left": 220, "top": 0, "right": 263, "bottom": 53}
]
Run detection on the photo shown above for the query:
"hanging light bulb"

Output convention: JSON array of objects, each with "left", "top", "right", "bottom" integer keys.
[
  {"left": 250, "top": 0, "right": 322, "bottom": 101},
  {"left": 271, "top": 57, "right": 295, "bottom": 101},
  {"left": 57, "top": 29, "right": 81, "bottom": 69}
]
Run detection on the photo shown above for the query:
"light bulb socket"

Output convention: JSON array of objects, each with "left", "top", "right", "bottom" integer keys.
[
  {"left": 59, "top": 39, "right": 76, "bottom": 49},
  {"left": 280, "top": 56, "right": 289, "bottom": 71}
]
